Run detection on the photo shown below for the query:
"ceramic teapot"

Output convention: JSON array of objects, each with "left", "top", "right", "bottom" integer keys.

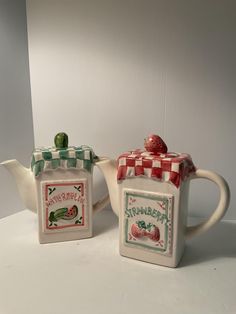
[
  {"left": 97, "top": 134, "right": 230, "bottom": 267},
  {"left": 1, "top": 133, "right": 109, "bottom": 243}
]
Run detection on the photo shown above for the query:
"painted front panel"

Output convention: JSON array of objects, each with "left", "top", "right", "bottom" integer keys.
[
  {"left": 123, "top": 189, "right": 173, "bottom": 256},
  {"left": 41, "top": 179, "right": 88, "bottom": 234}
]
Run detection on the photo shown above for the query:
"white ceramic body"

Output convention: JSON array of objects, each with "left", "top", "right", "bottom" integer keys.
[
  {"left": 1, "top": 159, "right": 110, "bottom": 244},
  {"left": 97, "top": 159, "right": 230, "bottom": 268},
  {"left": 1, "top": 160, "right": 37, "bottom": 212},
  {"left": 36, "top": 168, "right": 93, "bottom": 244},
  {"left": 119, "top": 178, "right": 189, "bottom": 267}
]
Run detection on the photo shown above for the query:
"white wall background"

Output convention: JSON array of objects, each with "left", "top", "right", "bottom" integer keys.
[
  {"left": 26, "top": 0, "right": 235, "bottom": 219},
  {"left": 0, "top": 0, "right": 34, "bottom": 218}
]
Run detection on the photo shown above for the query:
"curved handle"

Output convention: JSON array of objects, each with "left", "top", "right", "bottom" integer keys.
[
  {"left": 186, "top": 169, "right": 230, "bottom": 239},
  {"left": 92, "top": 157, "right": 111, "bottom": 214},
  {"left": 93, "top": 194, "right": 110, "bottom": 214}
]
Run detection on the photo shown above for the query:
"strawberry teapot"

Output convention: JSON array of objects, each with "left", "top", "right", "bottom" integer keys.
[
  {"left": 1, "top": 132, "right": 110, "bottom": 243},
  {"left": 97, "top": 134, "right": 230, "bottom": 267}
]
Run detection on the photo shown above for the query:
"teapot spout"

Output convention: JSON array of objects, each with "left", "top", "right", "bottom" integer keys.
[
  {"left": 96, "top": 158, "right": 120, "bottom": 216},
  {"left": 1, "top": 159, "right": 37, "bottom": 213}
]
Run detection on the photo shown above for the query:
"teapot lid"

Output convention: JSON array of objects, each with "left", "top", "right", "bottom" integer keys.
[
  {"left": 117, "top": 134, "right": 196, "bottom": 188},
  {"left": 31, "top": 132, "right": 98, "bottom": 177}
]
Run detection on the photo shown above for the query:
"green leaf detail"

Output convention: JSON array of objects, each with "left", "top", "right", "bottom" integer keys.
[
  {"left": 49, "top": 187, "right": 56, "bottom": 195},
  {"left": 146, "top": 222, "right": 153, "bottom": 232},
  {"left": 136, "top": 220, "right": 155, "bottom": 230},
  {"left": 137, "top": 220, "right": 146, "bottom": 229},
  {"left": 74, "top": 186, "right": 81, "bottom": 192},
  {"left": 75, "top": 216, "right": 83, "bottom": 224}
]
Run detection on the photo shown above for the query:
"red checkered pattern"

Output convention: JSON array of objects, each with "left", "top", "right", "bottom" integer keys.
[{"left": 117, "top": 150, "right": 196, "bottom": 188}]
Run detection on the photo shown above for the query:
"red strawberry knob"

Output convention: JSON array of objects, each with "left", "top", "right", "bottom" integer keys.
[{"left": 144, "top": 134, "right": 168, "bottom": 154}]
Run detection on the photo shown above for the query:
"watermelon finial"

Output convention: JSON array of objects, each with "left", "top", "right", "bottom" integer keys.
[{"left": 54, "top": 132, "right": 69, "bottom": 149}]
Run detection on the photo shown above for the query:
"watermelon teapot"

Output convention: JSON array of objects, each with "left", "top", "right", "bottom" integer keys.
[
  {"left": 1, "top": 133, "right": 109, "bottom": 243},
  {"left": 97, "top": 134, "right": 230, "bottom": 267}
]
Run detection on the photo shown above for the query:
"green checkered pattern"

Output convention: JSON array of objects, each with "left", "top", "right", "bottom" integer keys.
[{"left": 31, "top": 145, "right": 98, "bottom": 177}]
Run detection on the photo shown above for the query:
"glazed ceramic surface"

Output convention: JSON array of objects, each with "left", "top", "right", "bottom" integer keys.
[
  {"left": 97, "top": 134, "right": 230, "bottom": 267},
  {"left": 1, "top": 133, "right": 109, "bottom": 244},
  {"left": 32, "top": 141, "right": 97, "bottom": 244}
]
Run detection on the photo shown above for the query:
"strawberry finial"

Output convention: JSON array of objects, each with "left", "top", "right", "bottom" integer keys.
[{"left": 144, "top": 134, "right": 168, "bottom": 154}]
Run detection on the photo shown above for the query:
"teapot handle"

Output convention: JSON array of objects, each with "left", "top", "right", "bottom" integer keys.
[
  {"left": 92, "top": 159, "right": 110, "bottom": 214},
  {"left": 93, "top": 194, "right": 110, "bottom": 214},
  {"left": 186, "top": 169, "right": 230, "bottom": 239}
]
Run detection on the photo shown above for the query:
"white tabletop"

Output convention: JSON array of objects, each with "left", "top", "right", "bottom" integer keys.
[{"left": 0, "top": 209, "right": 235, "bottom": 314}]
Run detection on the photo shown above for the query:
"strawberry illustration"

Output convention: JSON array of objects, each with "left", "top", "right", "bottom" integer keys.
[
  {"left": 146, "top": 224, "right": 160, "bottom": 242},
  {"left": 131, "top": 221, "right": 160, "bottom": 242},
  {"left": 144, "top": 134, "right": 168, "bottom": 154},
  {"left": 131, "top": 221, "right": 147, "bottom": 238}
]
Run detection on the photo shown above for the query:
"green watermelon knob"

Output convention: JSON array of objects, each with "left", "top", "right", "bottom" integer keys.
[{"left": 54, "top": 132, "right": 69, "bottom": 149}]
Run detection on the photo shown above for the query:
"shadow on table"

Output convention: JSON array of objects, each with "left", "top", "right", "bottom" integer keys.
[
  {"left": 93, "top": 207, "right": 118, "bottom": 236},
  {"left": 180, "top": 220, "right": 236, "bottom": 267}
]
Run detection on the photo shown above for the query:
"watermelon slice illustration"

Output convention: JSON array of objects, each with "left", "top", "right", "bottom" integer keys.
[
  {"left": 49, "top": 205, "right": 79, "bottom": 226},
  {"left": 63, "top": 205, "right": 78, "bottom": 220}
]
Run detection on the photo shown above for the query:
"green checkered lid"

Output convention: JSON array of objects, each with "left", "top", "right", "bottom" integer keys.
[{"left": 31, "top": 132, "right": 98, "bottom": 177}]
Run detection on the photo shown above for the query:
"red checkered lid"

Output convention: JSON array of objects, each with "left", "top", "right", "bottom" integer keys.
[{"left": 117, "top": 135, "right": 196, "bottom": 188}]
